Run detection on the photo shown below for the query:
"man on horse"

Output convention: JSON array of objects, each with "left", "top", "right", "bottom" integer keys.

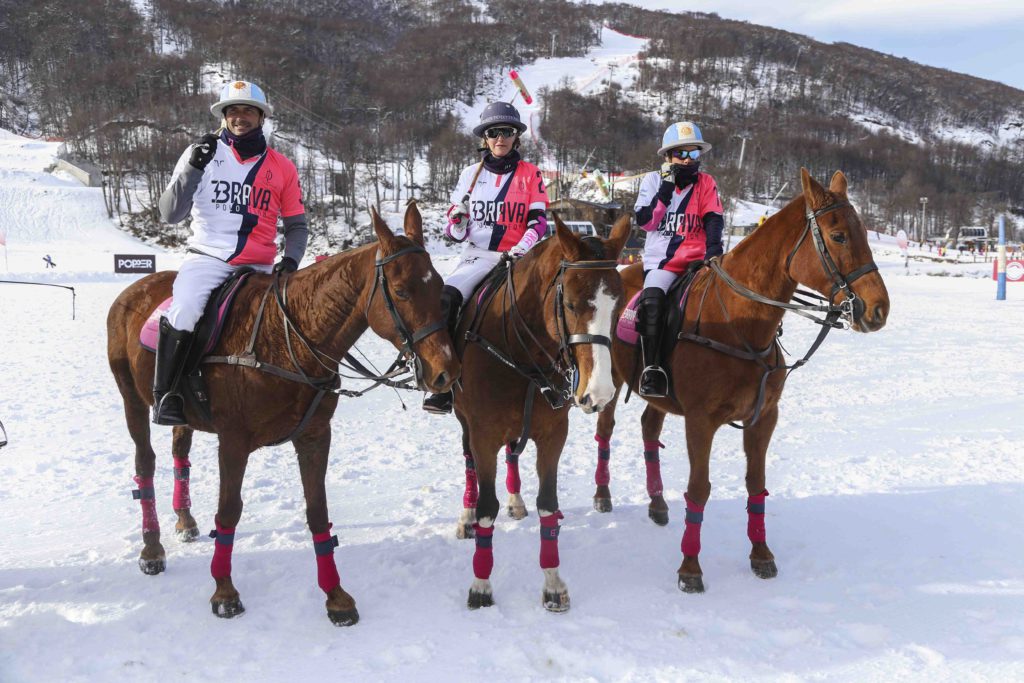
[
  {"left": 422, "top": 101, "right": 550, "bottom": 414},
  {"left": 153, "top": 80, "right": 308, "bottom": 425},
  {"left": 634, "top": 121, "right": 724, "bottom": 397}
]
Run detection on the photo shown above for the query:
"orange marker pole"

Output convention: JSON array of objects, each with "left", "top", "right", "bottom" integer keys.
[{"left": 509, "top": 70, "right": 533, "bottom": 105}]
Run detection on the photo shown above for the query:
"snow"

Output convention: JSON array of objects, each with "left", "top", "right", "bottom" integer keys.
[{"left": 2, "top": 126, "right": 1024, "bottom": 680}]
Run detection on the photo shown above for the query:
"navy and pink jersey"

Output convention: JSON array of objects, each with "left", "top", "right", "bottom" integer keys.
[
  {"left": 450, "top": 160, "right": 549, "bottom": 252},
  {"left": 169, "top": 141, "right": 304, "bottom": 265},
  {"left": 635, "top": 171, "right": 723, "bottom": 273}
]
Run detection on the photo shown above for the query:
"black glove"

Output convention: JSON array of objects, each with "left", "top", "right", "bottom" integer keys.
[
  {"left": 273, "top": 257, "right": 298, "bottom": 274},
  {"left": 188, "top": 133, "right": 219, "bottom": 170}
]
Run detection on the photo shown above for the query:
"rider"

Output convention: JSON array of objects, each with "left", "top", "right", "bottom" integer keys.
[
  {"left": 153, "top": 80, "right": 308, "bottom": 425},
  {"left": 422, "top": 101, "right": 550, "bottom": 414},
  {"left": 634, "top": 121, "right": 724, "bottom": 397}
]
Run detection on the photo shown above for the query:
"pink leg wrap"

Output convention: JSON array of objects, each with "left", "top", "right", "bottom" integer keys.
[
  {"left": 747, "top": 490, "right": 769, "bottom": 544},
  {"left": 312, "top": 525, "right": 341, "bottom": 594},
  {"left": 643, "top": 440, "right": 664, "bottom": 498},
  {"left": 539, "top": 511, "right": 564, "bottom": 569},
  {"left": 680, "top": 493, "right": 705, "bottom": 557},
  {"left": 505, "top": 443, "right": 521, "bottom": 495},
  {"left": 210, "top": 519, "right": 235, "bottom": 579},
  {"left": 463, "top": 454, "right": 478, "bottom": 509},
  {"left": 594, "top": 434, "right": 611, "bottom": 486},
  {"left": 172, "top": 457, "right": 191, "bottom": 511},
  {"left": 132, "top": 475, "right": 159, "bottom": 534},
  {"left": 472, "top": 524, "right": 494, "bottom": 579}
]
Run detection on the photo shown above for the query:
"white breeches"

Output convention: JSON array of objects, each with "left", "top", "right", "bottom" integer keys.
[
  {"left": 165, "top": 252, "right": 271, "bottom": 332},
  {"left": 642, "top": 268, "right": 679, "bottom": 293},
  {"left": 445, "top": 245, "right": 503, "bottom": 299}
]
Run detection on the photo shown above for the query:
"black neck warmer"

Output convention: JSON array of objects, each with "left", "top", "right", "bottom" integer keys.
[
  {"left": 221, "top": 127, "right": 267, "bottom": 160},
  {"left": 482, "top": 149, "right": 520, "bottom": 175}
]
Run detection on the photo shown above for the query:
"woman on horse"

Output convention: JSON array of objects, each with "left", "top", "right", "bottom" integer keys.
[
  {"left": 422, "top": 101, "right": 550, "bottom": 414},
  {"left": 634, "top": 121, "right": 724, "bottom": 397},
  {"left": 154, "top": 80, "right": 308, "bottom": 425}
]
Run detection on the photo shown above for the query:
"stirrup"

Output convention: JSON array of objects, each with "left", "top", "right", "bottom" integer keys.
[
  {"left": 422, "top": 390, "right": 453, "bottom": 415},
  {"left": 638, "top": 365, "right": 668, "bottom": 398},
  {"left": 152, "top": 392, "right": 188, "bottom": 426}
]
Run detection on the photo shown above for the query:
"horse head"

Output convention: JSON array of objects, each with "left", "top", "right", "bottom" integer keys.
[
  {"left": 789, "top": 168, "right": 890, "bottom": 332},
  {"left": 547, "top": 213, "right": 630, "bottom": 413},
  {"left": 366, "top": 202, "right": 460, "bottom": 393}
]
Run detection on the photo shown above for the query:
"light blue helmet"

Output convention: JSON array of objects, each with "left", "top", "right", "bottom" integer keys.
[
  {"left": 210, "top": 80, "right": 273, "bottom": 118},
  {"left": 658, "top": 121, "right": 711, "bottom": 156}
]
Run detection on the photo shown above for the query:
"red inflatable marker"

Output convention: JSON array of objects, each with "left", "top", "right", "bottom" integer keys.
[{"left": 509, "top": 70, "right": 533, "bottom": 105}]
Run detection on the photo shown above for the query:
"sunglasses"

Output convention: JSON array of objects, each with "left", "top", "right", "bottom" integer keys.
[
  {"left": 485, "top": 127, "right": 518, "bottom": 139},
  {"left": 669, "top": 148, "right": 701, "bottom": 161}
]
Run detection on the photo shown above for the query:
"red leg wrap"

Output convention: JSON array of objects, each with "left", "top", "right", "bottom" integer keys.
[
  {"left": 505, "top": 443, "right": 521, "bottom": 495},
  {"left": 172, "top": 456, "right": 191, "bottom": 511},
  {"left": 680, "top": 493, "right": 705, "bottom": 557},
  {"left": 539, "top": 511, "right": 564, "bottom": 569},
  {"left": 747, "top": 490, "right": 769, "bottom": 544},
  {"left": 133, "top": 475, "right": 159, "bottom": 534},
  {"left": 643, "top": 440, "right": 664, "bottom": 498},
  {"left": 313, "top": 526, "right": 341, "bottom": 594},
  {"left": 463, "top": 454, "right": 478, "bottom": 509},
  {"left": 594, "top": 434, "right": 611, "bottom": 486},
  {"left": 210, "top": 519, "right": 235, "bottom": 579},
  {"left": 472, "top": 524, "right": 494, "bottom": 579}
]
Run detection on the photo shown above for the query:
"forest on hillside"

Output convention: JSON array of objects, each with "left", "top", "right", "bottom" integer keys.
[{"left": 1, "top": 0, "right": 1021, "bottom": 245}]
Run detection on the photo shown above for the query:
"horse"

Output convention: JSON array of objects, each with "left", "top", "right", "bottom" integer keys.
[
  {"left": 591, "top": 169, "right": 890, "bottom": 593},
  {"left": 453, "top": 214, "right": 630, "bottom": 612},
  {"left": 106, "top": 202, "right": 459, "bottom": 625}
]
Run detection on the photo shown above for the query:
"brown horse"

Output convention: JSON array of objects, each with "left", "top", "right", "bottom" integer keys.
[
  {"left": 593, "top": 169, "right": 889, "bottom": 593},
  {"left": 454, "top": 215, "right": 629, "bottom": 612},
  {"left": 106, "top": 202, "right": 459, "bottom": 624}
]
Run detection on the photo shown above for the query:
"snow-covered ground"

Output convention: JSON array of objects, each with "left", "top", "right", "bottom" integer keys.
[{"left": 2, "top": 133, "right": 1024, "bottom": 682}]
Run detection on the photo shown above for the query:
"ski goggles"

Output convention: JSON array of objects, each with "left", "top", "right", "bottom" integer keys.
[
  {"left": 484, "top": 126, "right": 519, "bottom": 139},
  {"left": 669, "top": 148, "right": 701, "bottom": 161}
]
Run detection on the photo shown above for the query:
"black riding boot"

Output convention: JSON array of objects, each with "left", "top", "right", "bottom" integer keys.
[
  {"left": 638, "top": 287, "right": 668, "bottom": 398},
  {"left": 152, "top": 317, "right": 193, "bottom": 425},
  {"left": 423, "top": 286, "right": 464, "bottom": 414}
]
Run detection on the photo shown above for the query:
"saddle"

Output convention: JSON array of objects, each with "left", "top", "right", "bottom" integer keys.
[
  {"left": 615, "top": 265, "right": 702, "bottom": 357},
  {"left": 139, "top": 268, "right": 256, "bottom": 418}
]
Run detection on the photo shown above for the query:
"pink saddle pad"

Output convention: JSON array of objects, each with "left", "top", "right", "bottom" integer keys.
[
  {"left": 139, "top": 298, "right": 172, "bottom": 350},
  {"left": 615, "top": 291, "right": 642, "bottom": 346}
]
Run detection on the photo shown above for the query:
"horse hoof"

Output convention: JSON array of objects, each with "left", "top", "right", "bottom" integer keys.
[
  {"left": 467, "top": 590, "right": 494, "bottom": 610},
  {"left": 138, "top": 556, "right": 165, "bottom": 575},
  {"left": 327, "top": 607, "right": 360, "bottom": 626},
  {"left": 751, "top": 559, "right": 778, "bottom": 579},
  {"left": 507, "top": 505, "right": 528, "bottom": 520},
  {"left": 593, "top": 497, "right": 613, "bottom": 513},
  {"left": 175, "top": 526, "right": 199, "bottom": 543},
  {"left": 647, "top": 508, "right": 669, "bottom": 526},
  {"left": 677, "top": 574, "right": 705, "bottom": 594},
  {"left": 211, "top": 598, "right": 245, "bottom": 618},
  {"left": 542, "top": 591, "right": 570, "bottom": 613},
  {"left": 456, "top": 523, "right": 476, "bottom": 540}
]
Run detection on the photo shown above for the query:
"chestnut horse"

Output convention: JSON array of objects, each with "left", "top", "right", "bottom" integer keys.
[
  {"left": 106, "top": 203, "right": 459, "bottom": 624},
  {"left": 453, "top": 215, "right": 629, "bottom": 612},
  {"left": 592, "top": 169, "right": 889, "bottom": 593}
]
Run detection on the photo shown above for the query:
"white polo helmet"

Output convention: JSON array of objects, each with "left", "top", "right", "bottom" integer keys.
[
  {"left": 210, "top": 80, "right": 274, "bottom": 118},
  {"left": 658, "top": 121, "right": 711, "bottom": 155}
]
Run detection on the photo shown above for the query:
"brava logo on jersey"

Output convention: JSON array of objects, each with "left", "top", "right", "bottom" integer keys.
[{"left": 210, "top": 179, "right": 272, "bottom": 215}]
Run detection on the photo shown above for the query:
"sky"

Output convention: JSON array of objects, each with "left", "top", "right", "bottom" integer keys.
[{"left": 611, "top": 0, "right": 1024, "bottom": 91}]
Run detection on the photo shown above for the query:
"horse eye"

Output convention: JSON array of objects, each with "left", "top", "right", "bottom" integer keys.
[
  {"left": 394, "top": 288, "right": 410, "bottom": 300},
  {"left": 830, "top": 232, "right": 847, "bottom": 245},
  {"left": 566, "top": 301, "right": 577, "bottom": 313}
]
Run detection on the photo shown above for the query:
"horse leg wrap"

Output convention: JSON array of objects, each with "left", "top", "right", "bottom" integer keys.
[
  {"left": 132, "top": 475, "right": 159, "bottom": 534},
  {"left": 747, "top": 490, "right": 769, "bottom": 544},
  {"left": 643, "top": 440, "right": 665, "bottom": 498},
  {"left": 505, "top": 442, "right": 521, "bottom": 495},
  {"left": 312, "top": 525, "right": 341, "bottom": 594},
  {"left": 472, "top": 524, "right": 494, "bottom": 579},
  {"left": 680, "top": 493, "right": 705, "bottom": 557},
  {"left": 594, "top": 434, "right": 611, "bottom": 487},
  {"left": 209, "top": 520, "right": 236, "bottom": 579},
  {"left": 172, "top": 457, "right": 191, "bottom": 511},
  {"left": 463, "top": 454, "right": 478, "bottom": 509},
  {"left": 539, "top": 511, "right": 564, "bottom": 569}
]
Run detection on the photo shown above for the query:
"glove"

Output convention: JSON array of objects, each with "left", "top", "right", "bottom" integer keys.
[
  {"left": 508, "top": 229, "right": 539, "bottom": 258},
  {"left": 445, "top": 202, "right": 470, "bottom": 241},
  {"left": 656, "top": 166, "right": 675, "bottom": 204},
  {"left": 273, "top": 257, "right": 298, "bottom": 274},
  {"left": 188, "top": 133, "right": 219, "bottom": 170}
]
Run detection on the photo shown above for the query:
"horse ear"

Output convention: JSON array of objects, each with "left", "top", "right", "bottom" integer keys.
[
  {"left": 403, "top": 199, "right": 424, "bottom": 247},
  {"left": 800, "top": 167, "right": 828, "bottom": 211},
  {"left": 370, "top": 206, "right": 397, "bottom": 251},
  {"left": 603, "top": 213, "right": 631, "bottom": 261},
  {"left": 554, "top": 212, "right": 585, "bottom": 261},
  {"left": 829, "top": 171, "right": 848, "bottom": 196}
]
